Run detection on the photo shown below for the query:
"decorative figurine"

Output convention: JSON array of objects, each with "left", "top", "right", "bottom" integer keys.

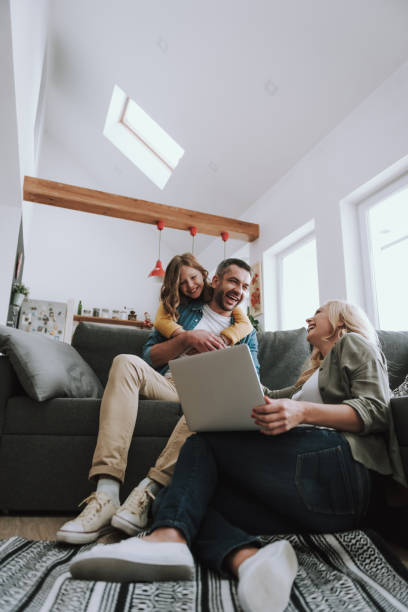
[
  {"left": 128, "top": 310, "right": 137, "bottom": 321},
  {"left": 143, "top": 311, "right": 153, "bottom": 328}
]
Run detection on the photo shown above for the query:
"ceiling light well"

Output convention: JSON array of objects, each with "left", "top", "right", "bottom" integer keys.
[{"left": 103, "top": 85, "right": 184, "bottom": 189}]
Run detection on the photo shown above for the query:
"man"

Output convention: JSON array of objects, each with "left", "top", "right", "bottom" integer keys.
[{"left": 57, "top": 258, "right": 259, "bottom": 544}]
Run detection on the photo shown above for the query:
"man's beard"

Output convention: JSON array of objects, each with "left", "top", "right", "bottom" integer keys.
[{"left": 214, "top": 288, "right": 242, "bottom": 311}]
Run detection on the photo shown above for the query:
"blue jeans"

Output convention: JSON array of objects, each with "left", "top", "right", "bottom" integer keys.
[{"left": 150, "top": 428, "right": 371, "bottom": 574}]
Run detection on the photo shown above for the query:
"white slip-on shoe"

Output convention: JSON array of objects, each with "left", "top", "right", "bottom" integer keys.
[
  {"left": 56, "top": 491, "right": 119, "bottom": 545},
  {"left": 237, "top": 540, "right": 298, "bottom": 612},
  {"left": 69, "top": 537, "right": 195, "bottom": 582},
  {"left": 111, "top": 484, "right": 156, "bottom": 535}
]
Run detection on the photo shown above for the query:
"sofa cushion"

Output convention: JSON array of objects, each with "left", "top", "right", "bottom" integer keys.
[
  {"left": 378, "top": 330, "right": 408, "bottom": 390},
  {"left": 0, "top": 325, "right": 103, "bottom": 402},
  {"left": 257, "top": 328, "right": 310, "bottom": 390},
  {"left": 4, "top": 396, "right": 182, "bottom": 437},
  {"left": 393, "top": 374, "right": 408, "bottom": 398},
  {"left": 72, "top": 322, "right": 151, "bottom": 386}
]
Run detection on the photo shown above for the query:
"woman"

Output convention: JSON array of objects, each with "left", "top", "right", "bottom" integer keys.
[{"left": 70, "top": 300, "right": 406, "bottom": 612}]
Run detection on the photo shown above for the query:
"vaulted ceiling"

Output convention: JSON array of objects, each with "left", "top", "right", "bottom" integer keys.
[{"left": 33, "top": 0, "right": 408, "bottom": 253}]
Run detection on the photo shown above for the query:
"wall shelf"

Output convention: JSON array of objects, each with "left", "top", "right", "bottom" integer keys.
[{"left": 73, "top": 315, "right": 152, "bottom": 328}]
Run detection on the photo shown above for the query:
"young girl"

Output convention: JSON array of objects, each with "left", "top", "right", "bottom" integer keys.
[{"left": 153, "top": 252, "right": 252, "bottom": 346}]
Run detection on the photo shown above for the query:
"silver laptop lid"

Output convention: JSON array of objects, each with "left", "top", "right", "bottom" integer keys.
[{"left": 169, "top": 344, "right": 264, "bottom": 432}]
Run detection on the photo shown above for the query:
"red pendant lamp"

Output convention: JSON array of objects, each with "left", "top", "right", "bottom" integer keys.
[
  {"left": 148, "top": 221, "right": 165, "bottom": 278},
  {"left": 221, "top": 231, "right": 229, "bottom": 259},
  {"left": 189, "top": 226, "right": 197, "bottom": 254}
]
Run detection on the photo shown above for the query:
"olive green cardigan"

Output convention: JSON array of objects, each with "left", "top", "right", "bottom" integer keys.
[{"left": 264, "top": 332, "right": 407, "bottom": 487}]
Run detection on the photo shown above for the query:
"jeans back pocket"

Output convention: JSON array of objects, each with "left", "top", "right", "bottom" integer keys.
[{"left": 295, "top": 445, "right": 355, "bottom": 515}]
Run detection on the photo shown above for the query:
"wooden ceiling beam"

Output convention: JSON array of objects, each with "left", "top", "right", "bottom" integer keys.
[{"left": 23, "top": 176, "right": 259, "bottom": 242}]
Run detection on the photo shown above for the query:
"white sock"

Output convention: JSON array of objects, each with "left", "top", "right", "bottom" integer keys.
[
  {"left": 138, "top": 477, "right": 161, "bottom": 496},
  {"left": 237, "top": 540, "right": 298, "bottom": 612},
  {"left": 97, "top": 478, "right": 120, "bottom": 506}
]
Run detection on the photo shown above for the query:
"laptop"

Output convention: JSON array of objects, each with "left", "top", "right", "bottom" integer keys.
[{"left": 169, "top": 344, "right": 265, "bottom": 431}]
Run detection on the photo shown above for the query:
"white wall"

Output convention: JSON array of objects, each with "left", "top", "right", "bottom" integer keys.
[
  {"left": 22, "top": 202, "right": 175, "bottom": 317},
  {"left": 244, "top": 60, "right": 408, "bottom": 321},
  {"left": 10, "top": 0, "right": 50, "bottom": 242},
  {"left": 10, "top": 0, "right": 50, "bottom": 180},
  {"left": 50, "top": 55, "right": 407, "bottom": 327},
  {"left": 18, "top": 39, "right": 408, "bottom": 326},
  {"left": 23, "top": 134, "right": 174, "bottom": 317},
  {"left": 0, "top": 1, "right": 23, "bottom": 324}
]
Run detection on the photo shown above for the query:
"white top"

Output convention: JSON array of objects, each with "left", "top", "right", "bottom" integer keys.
[
  {"left": 193, "top": 304, "right": 231, "bottom": 335},
  {"left": 165, "top": 304, "right": 230, "bottom": 377},
  {"left": 292, "top": 369, "right": 333, "bottom": 430},
  {"left": 292, "top": 369, "right": 323, "bottom": 403}
]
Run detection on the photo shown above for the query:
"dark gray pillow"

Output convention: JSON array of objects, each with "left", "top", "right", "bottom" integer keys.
[
  {"left": 0, "top": 325, "right": 103, "bottom": 401},
  {"left": 393, "top": 374, "right": 408, "bottom": 398}
]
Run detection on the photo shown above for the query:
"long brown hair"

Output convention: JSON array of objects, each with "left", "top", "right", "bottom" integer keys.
[
  {"left": 160, "top": 253, "right": 212, "bottom": 320},
  {"left": 295, "top": 299, "right": 380, "bottom": 388}
]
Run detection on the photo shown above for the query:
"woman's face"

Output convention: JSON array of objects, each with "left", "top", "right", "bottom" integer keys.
[
  {"left": 305, "top": 304, "right": 334, "bottom": 345},
  {"left": 179, "top": 265, "right": 204, "bottom": 300}
]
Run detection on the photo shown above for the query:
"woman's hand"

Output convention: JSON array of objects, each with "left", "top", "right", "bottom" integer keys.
[{"left": 252, "top": 396, "right": 305, "bottom": 435}]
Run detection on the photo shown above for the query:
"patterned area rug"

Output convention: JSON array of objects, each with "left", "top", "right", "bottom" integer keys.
[{"left": 1, "top": 531, "right": 407, "bottom": 612}]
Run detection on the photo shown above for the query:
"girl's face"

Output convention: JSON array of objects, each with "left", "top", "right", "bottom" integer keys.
[
  {"left": 305, "top": 304, "right": 334, "bottom": 345},
  {"left": 179, "top": 265, "right": 204, "bottom": 300}
]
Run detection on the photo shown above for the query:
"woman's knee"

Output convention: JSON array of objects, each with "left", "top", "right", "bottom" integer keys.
[
  {"left": 183, "top": 433, "right": 203, "bottom": 450},
  {"left": 179, "top": 433, "right": 212, "bottom": 463}
]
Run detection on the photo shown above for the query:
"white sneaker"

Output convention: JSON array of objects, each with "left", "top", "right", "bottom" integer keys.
[
  {"left": 237, "top": 540, "right": 298, "bottom": 612},
  {"left": 70, "top": 537, "right": 195, "bottom": 582},
  {"left": 111, "top": 484, "right": 156, "bottom": 535},
  {"left": 56, "top": 491, "right": 119, "bottom": 545}
]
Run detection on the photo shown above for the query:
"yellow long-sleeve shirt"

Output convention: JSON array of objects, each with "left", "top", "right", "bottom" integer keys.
[{"left": 153, "top": 301, "right": 252, "bottom": 345}]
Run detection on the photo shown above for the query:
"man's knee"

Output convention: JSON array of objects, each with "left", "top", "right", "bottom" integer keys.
[{"left": 110, "top": 354, "right": 146, "bottom": 381}]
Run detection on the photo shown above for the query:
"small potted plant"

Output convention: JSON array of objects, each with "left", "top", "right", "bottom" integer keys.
[
  {"left": 11, "top": 282, "right": 29, "bottom": 307},
  {"left": 247, "top": 308, "right": 260, "bottom": 332}
]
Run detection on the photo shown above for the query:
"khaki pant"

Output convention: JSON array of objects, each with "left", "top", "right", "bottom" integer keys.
[{"left": 89, "top": 354, "right": 193, "bottom": 486}]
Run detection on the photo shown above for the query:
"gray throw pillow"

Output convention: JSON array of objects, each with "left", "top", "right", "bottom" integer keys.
[
  {"left": 393, "top": 374, "right": 408, "bottom": 398},
  {"left": 0, "top": 325, "right": 103, "bottom": 401}
]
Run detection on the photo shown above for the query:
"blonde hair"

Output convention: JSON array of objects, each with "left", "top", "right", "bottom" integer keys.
[
  {"left": 295, "top": 299, "right": 379, "bottom": 388},
  {"left": 160, "top": 253, "right": 212, "bottom": 320}
]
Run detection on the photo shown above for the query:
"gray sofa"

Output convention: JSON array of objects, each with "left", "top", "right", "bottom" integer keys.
[{"left": 0, "top": 322, "right": 407, "bottom": 513}]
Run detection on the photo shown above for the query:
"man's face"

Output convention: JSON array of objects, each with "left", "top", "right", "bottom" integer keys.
[{"left": 211, "top": 264, "right": 251, "bottom": 313}]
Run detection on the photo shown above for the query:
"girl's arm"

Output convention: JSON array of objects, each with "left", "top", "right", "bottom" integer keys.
[
  {"left": 153, "top": 302, "right": 184, "bottom": 338},
  {"left": 221, "top": 307, "right": 253, "bottom": 345}
]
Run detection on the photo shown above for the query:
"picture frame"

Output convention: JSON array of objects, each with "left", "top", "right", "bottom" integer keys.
[
  {"left": 249, "top": 261, "right": 263, "bottom": 317},
  {"left": 18, "top": 298, "right": 75, "bottom": 343},
  {"left": 14, "top": 251, "right": 23, "bottom": 280}
]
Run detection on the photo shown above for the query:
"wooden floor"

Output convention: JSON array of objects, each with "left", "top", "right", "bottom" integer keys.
[
  {"left": 0, "top": 515, "right": 124, "bottom": 545},
  {"left": 0, "top": 515, "right": 72, "bottom": 541},
  {"left": 1, "top": 516, "right": 408, "bottom": 568}
]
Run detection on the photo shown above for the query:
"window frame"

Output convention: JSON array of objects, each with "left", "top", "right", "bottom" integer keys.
[
  {"left": 103, "top": 85, "right": 184, "bottom": 189},
  {"left": 357, "top": 171, "right": 408, "bottom": 327},
  {"left": 276, "top": 231, "right": 318, "bottom": 330}
]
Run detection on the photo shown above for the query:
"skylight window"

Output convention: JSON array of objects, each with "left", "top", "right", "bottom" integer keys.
[{"left": 103, "top": 85, "right": 184, "bottom": 189}]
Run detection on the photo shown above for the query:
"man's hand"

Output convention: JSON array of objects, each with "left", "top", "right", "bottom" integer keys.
[
  {"left": 252, "top": 396, "right": 305, "bottom": 435},
  {"left": 185, "top": 330, "right": 227, "bottom": 353}
]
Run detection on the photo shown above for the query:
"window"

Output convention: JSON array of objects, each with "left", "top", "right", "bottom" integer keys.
[
  {"left": 277, "top": 235, "right": 319, "bottom": 330},
  {"left": 104, "top": 85, "right": 184, "bottom": 189},
  {"left": 359, "top": 179, "right": 408, "bottom": 330}
]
